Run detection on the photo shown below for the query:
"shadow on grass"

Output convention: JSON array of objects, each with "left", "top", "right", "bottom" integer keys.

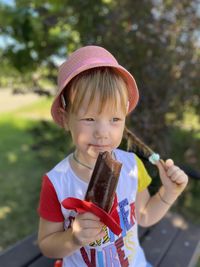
[{"left": 28, "top": 120, "right": 74, "bottom": 167}]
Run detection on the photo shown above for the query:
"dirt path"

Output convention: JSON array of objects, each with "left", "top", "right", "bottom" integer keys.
[{"left": 0, "top": 89, "right": 40, "bottom": 113}]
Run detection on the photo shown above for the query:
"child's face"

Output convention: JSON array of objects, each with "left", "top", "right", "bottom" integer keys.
[{"left": 67, "top": 92, "right": 126, "bottom": 164}]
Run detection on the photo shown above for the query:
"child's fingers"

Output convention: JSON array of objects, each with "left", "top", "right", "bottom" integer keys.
[
  {"left": 174, "top": 174, "right": 187, "bottom": 184},
  {"left": 167, "top": 166, "right": 180, "bottom": 177},
  {"left": 72, "top": 228, "right": 103, "bottom": 246},
  {"left": 171, "top": 171, "right": 188, "bottom": 185},
  {"left": 73, "top": 212, "right": 103, "bottom": 230},
  {"left": 156, "top": 158, "right": 188, "bottom": 193},
  {"left": 81, "top": 227, "right": 104, "bottom": 238},
  {"left": 72, "top": 222, "right": 105, "bottom": 245},
  {"left": 170, "top": 170, "right": 183, "bottom": 182},
  {"left": 165, "top": 159, "right": 174, "bottom": 168},
  {"left": 155, "top": 160, "right": 166, "bottom": 174},
  {"left": 79, "top": 219, "right": 104, "bottom": 229},
  {"left": 79, "top": 212, "right": 101, "bottom": 221},
  {"left": 156, "top": 159, "right": 174, "bottom": 173}
]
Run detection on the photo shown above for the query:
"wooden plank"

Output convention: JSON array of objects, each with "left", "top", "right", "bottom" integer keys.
[
  {"left": 159, "top": 219, "right": 200, "bottom": 267},
  {"left": 0, "top": 233, "right": 41, "bottom": 267},
  {"left": 140, "top": 213, "right": 185, "bottom": 266},
  {"left": 0, "top": 212, "right": 199, "bottom": 267},
  {"left": 28, "top": 256, "right": 55, "bottom": 267},
  {"left": 138, "top": 226, "right": 149, "bottom": 240}
]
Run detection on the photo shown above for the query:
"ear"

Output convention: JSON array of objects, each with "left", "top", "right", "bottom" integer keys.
[
  {"left": 59, "top": 107, "right": 70, "bottom": 131},
  {"left": 126, "top": 101, "right": 130, "bottom": 114}
]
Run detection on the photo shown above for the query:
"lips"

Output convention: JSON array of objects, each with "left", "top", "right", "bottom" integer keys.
[
  {"left": 90, "top": 144, "right": 110, "bottom": 149},
  {"left": 89, "top": 144, "right": 112, "bottom": 153}
]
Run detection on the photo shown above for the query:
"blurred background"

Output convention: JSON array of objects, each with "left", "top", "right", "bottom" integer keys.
[{"left": 0, "top": 0, "right": 199, "bottom": 253}]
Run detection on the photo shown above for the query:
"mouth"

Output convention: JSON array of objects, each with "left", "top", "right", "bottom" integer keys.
[{"left": 90, "top": 144, "right": 111, "bottom": 150}]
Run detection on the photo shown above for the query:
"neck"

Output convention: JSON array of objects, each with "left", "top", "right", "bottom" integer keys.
[
  {"left": 72, "top": 152, "right": 94, "bottom": 170},
  {"left": 72, "top": 150, "right": 116, "bottom": 171}
]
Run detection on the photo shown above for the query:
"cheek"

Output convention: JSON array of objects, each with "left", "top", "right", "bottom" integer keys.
[
  {"left": 112, "top": 124, "right": 125, "bottom": 141},
  {"left": 71, "top": 125, "right": 91, "bottom": 143}
]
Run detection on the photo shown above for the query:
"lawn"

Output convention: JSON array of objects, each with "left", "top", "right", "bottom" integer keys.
[
  {"left": 0, "top": 95, "right": 199, "bottom": 253},
  {"left": 0, "top": 97, "right": 72, "bottom": 251},
  {"left": 0, "top": 115, "right": 43, "bottom": 250}
]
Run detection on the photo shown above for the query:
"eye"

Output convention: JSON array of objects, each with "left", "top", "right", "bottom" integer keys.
[
  {"left": 111, "top": 118, "right": 121, "bottom": 122},
  {"left": 83, "top": 118, "right": 95, "bottom": 122}
]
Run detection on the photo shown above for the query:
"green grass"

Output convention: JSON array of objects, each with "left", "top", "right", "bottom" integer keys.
[
  {"left": 14, "top": 96, "right": 53, "bottom": 120},
  {"left": 0, "top": 98, "right": 73, "bottom": 251},
  {"left": 0, "top": 115, "right": 42, "bottom": 250},
  {"left": 0, "top": 112, "right": 62, "bottom": 249}
]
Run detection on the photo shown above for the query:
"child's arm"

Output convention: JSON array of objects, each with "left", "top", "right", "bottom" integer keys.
[
  {"left": 38, "top": 212, "right": 105, "bottom": 258},
  {"left": 135, "top": 159, "right": 188, "bottom": 227}
]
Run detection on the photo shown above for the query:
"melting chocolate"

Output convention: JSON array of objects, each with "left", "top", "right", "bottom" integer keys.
[{"left": 85, "top": 151, "right": 122, "bottom": 212}]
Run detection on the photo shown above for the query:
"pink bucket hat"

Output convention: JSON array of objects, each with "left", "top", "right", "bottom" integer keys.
[{"left": 51, "top": 45, "right": 139, "bottom": 127}]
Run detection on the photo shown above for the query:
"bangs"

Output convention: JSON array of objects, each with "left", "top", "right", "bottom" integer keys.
[{"left": 65, "top": 67, "right": 128, "bottom": 115}]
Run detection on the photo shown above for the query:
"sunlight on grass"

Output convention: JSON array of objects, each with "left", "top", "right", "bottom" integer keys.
[
  {"left": 0, "top": 206, "right": 12, "bottom": 220},
  {"left": 6, "top": 151, "right": 18, "bottom": 163},
  {"left": 15, "top": 97, "right": 52, "bottom": 121},
  {"left": 21, "top": 144, "right": 29, "bottom": 152},
  {"left": 0, "top": 114, "right": 33, "bottom": 130}
]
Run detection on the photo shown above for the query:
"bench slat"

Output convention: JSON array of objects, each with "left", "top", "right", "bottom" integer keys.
[
  {"left": 0, "top": 233, "right": 41, "bottom": 267},
  {"left": 0, "top": 212, "right": 199, "bottom": 267},
  {"left": 138, "top": 226, "right": 149, "bottom": 240},
  {"left": 158, "top": 220, "right": 200, "bottom": 267},
  {"left": 141, "top": 213, "right": 184, "bottom": 266},
  {"left": 28, "top": 256, "right": 55, "bottom": 267}
]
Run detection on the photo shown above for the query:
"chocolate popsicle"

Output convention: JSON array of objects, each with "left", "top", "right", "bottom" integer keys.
[{"left": 85, "top": 151, "right": 122, "bottom": 212}]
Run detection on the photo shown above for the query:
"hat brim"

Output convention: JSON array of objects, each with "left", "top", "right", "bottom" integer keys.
[{"left": 51, "top": 62, "right": 139, "bottom": 127}]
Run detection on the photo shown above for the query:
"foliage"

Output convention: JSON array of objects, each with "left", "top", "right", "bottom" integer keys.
[{"left": 0, "top": 0, "right": 199, "bottom": 155}]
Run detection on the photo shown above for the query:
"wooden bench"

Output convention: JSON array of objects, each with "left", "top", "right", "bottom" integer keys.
[{"left": 0, "top": 212, "right": 199, "bottom": 267}]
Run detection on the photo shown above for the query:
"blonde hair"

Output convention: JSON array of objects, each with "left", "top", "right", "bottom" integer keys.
[{"left": 63, "top": 67, "right": 128, "bottom": 115}]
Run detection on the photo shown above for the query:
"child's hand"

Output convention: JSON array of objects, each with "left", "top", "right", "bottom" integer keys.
[
  {"left": 156, "top": 159, "right": 188, "bottom": 196},
  {"left": 71, "top": 212, "right": 105, "bottom": 246}
]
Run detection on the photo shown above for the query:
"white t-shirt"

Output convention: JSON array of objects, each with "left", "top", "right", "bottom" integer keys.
[{"left": 39, "top": 149, "right": 151, "bottom": 267}]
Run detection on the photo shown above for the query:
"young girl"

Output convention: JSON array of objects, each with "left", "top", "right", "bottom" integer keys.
[{"left": 38, "top": 46, "right": 188, "bottom": 267}]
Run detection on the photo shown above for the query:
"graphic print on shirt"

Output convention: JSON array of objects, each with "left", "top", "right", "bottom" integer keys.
[{"left": 67, "top": 197, "right": 137, "bottom": 267}]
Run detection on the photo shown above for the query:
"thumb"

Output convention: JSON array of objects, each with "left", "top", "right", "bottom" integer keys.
[
  {"left": 155, "top": 159, "right": 176, "bottom": 187},
  {"left": 156, "top": 159, "right": 174, "bottom": 172},
  {"left": 156, "top": 160, "right": 166, "bottom": 176}
]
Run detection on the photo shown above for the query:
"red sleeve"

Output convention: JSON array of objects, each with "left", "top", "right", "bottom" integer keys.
[{"left": 38, "top": 175, "right": 64, "bottom": 222}]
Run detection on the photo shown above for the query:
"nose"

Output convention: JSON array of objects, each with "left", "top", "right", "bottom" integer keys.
[{"left": 94, "top": 122, "right": 109, "bottom": 139}]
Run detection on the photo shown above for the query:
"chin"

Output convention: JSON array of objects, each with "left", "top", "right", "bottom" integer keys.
[
  {"left": 87, "top": 149, "right": 101, "bottom": 159},
  {"left": 90, "top": 148, "right": 113, "bottom": 157}
]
